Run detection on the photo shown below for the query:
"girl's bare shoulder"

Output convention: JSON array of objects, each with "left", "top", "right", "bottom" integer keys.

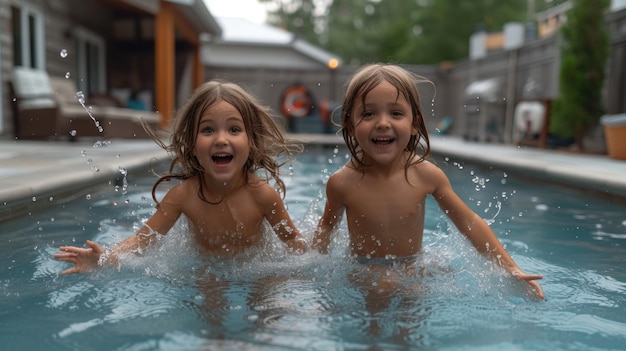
[
  {"left": 323, "top": 164, "right": 365, "bottom": 197},
  {"left": 410, "top": 158, "right": 439, "bottom": 172},
  {"left": 160, "top": 177, "right": 196, "bottom": 201},
  {"left": 246, "top": 175, "right": 282, "bottom": 202},
  {"left": 408, "top": 158, "right": 449, "bottom": 184},
  {"left": 329, "top": 163, "right": 361, "bottom": 182}
]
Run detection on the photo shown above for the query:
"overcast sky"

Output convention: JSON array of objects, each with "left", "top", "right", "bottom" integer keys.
[{"left": 203, "top": 0, "right": 267, "bottom": 24}]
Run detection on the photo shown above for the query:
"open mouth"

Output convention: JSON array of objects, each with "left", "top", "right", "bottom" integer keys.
[
  {"left": 372, "top": 137, "right": 394, "bottom": 145},
  {"left": 212, "top": 153, "right": 234, "bottom": 165}
]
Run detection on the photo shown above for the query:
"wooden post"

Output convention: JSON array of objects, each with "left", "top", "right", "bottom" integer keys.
[{"left": 155, "top": 2, "right": 176, "bottom": 129}]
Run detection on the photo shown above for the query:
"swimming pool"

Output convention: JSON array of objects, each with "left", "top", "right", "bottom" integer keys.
[{"left": 1, "top": 145, "right": 625, "bottom": 350}]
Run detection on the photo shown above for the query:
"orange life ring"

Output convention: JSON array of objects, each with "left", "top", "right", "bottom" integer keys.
[{"left": 280, "top": 85, "right": 313, "bottom": 118}]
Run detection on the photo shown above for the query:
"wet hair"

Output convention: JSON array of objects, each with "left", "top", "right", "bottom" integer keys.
[
  {"left": 339, "top": 63, "right": 431, "bottom": 172},
  {"left": 144, "top": 80, "right": 302, "bottom": 205}
]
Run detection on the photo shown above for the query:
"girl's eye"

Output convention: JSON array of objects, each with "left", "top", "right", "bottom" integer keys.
[
  {"left": 200, "top": 127, "right": 214, "bottom": 135},
  {"left": 362, "top": 111, "right": 375, "bottom": 118},
  {"left": 392, "top": 111, "right": 404, "bottom": 117},
  {"left": 229, "top": 126, "right": 242, "bottom": 133}
]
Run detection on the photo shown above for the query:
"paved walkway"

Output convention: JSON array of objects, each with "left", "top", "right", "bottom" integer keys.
[
  {"left": 1, "top": 135, "right": 625, "bottom": 222},
  {"left": 428, "top": 136, "right": 626, "bottom": 199},
  {"left": 0, "top": 139, "right": 170, "bottom": 222}
]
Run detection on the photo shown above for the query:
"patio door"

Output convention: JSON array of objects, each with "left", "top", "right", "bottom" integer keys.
[
  {"left": 11, "top": 4, "right": 45, "bottom": 70},
  {"left": 9, "top": 4, "right": 45, "bottom": 135},
  {"left": 74, "top": 28, "right": 106, "bottom": 97}
]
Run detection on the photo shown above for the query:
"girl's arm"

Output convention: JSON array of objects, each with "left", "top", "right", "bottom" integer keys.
[
  {"left": 428, "top": 165, "right": 544, "bottom": 299},
  {"left": 259, "top": 183, "right": 308, "bottom": 253},
  {"left": 312, "top": 173, "right": 345, "bottom": 254},
  {"left": 54, "top": 185, "right": 184, "bottom": 274}
]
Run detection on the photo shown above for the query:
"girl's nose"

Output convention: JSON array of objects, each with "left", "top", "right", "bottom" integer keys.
[
  {"left": 214, "top": 131, "right": 229, "bottom": 145},
  {"left": 376, "top": 114, "right": 391, "bottom": 129}
]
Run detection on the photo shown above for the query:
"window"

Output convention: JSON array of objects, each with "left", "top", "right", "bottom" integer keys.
[
  {"left": 11, "top": 4, "right": 45, "bottom": 69},
  {"left": 73, "top": 27, "right": 106, "bottom": 96}
]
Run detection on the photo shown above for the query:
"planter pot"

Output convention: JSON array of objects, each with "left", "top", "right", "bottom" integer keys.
[{"left": 600, "top": 114, "right": 626, "bottom": 160}]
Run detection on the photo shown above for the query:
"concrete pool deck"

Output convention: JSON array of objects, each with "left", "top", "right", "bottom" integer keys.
[{"left": 1, "top": 134, "right": 625, "bottom": 222}]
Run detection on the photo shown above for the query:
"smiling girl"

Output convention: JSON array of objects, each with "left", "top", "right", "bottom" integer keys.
[
  {"left": 55, "top": 80, "right": 307, "bottom": 274},
  {"left": 312, "top": 64, "right": 544, "bottom": 299}
]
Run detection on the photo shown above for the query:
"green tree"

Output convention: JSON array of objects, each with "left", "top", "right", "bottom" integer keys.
[
  {"left": 258, "top": 0, "right": 571, "bottom": 65},
  {"left": 550, "top": 0, "right": 610, "bottom": 150},
  {"left": 323, "top": 0, "right": 402, "bottom": 65},
  {"left": 259, "top": 0, "right": 320, "bottom": 46},
  {"left": 405, "top": 0, "right": 529, "bottom": 64},
  {"left": 322, "top": 0, "right": 531, "bottom": 65}
]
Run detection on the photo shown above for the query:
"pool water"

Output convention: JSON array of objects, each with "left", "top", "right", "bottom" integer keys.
[{"left": 1, "top": 145, "right": 626, "bottom": 350}]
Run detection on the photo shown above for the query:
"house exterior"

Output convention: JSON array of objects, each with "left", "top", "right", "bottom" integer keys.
[
  {"left": 1, "top": 0, "right": 222, "bottom": 138},
  {"left": 536, "top": 1, "right": 573, "bottom": 38},
  {"left": 434, "top": 3, "right": 626, "bottom": 150},
  {"left": 202, "top": 17, "right": 346, "bottom": 133}
]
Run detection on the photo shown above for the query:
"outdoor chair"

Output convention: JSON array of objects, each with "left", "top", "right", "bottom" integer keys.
[{"left": 10, "top": 66, "right": 161, "bottom": 140}]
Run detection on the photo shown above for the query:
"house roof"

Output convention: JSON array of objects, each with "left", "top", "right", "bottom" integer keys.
[
  {"left": 216, "top": 17, "right": 291, "bottom": 44},
  {"left": 120, "top": 0, "right": 222, "bottom": 35},
  {"left": 166, "top": 0, "right": 222, "bottom": 35},
  {"left": 203, "top": 17, "right": 341, "bottom": 69}
]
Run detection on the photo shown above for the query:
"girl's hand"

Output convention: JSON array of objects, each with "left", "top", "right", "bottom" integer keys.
[
  {"left": 511, "top": 270, "right": 544, "bottom": 300},
  {"left": 54, "top": 240, "right": 105, "bottom": 274},
  {"left": 287, "top": 236, "right": 309, "bottom": 255}
]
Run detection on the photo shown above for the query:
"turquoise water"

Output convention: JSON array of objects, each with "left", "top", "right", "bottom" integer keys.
[{"left": 1, "top": 145, "right": 626, "bottom": 350}]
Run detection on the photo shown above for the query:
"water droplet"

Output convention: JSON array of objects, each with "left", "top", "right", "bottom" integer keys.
[
  {"left": 118, "top": 168, "right": 129, "bottom": 194},
  {"left": 85, "top": 194, "right": 91, "bottom": 200},
  {"left": 60, "top": 49, "right": 68, "bottom": 58},
  {"left": 65, "top": 72, "right": 71, "bottom": 79},
  {"left": 32, "top": 197, "right": 37, "bottom": 202},
  {"left": 75, "top": 91, "right": 85, "bottom": 104},
  {"left": 70, "top": 130, "right": 77, "bottom": 137}
]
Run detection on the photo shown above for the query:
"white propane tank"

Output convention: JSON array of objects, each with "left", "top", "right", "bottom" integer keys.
[{"left": 514, "top": 101, "right": 545, "bottom": 136}]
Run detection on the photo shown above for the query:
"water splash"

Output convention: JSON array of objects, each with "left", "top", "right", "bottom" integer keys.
[
  {"left": 118, "top": 168, "right": 128, "bottom": 195},
  {"left": 93, "top": 140, "right": 111, "bottom": 148},
  {"left": 75, "top": 91, "right": 104, "bottom": 134}
]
